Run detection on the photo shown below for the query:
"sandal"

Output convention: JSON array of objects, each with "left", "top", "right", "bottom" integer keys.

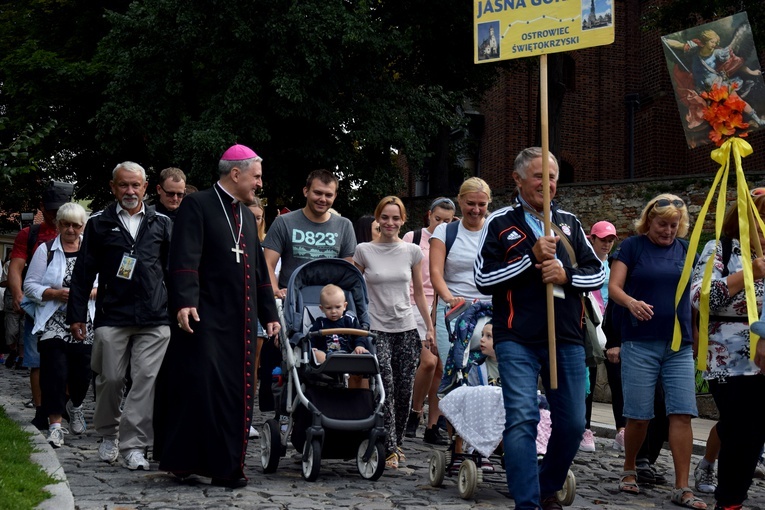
[
  {"left": 619, "top": 470, "right": 639, "bottom": 495},
  {"left": 670, "top": 487, "right": 707, "bottom": 509},
  {"left": 385, "top": 452, "right": 399, "bottom": 469}
]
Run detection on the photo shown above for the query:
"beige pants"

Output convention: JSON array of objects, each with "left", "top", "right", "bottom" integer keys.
[{"left": 92, "top": 325, "right": 170, "bottom": 454}]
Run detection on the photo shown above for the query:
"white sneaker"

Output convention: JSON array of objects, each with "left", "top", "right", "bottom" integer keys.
[
  {"left": 122, "top": 450, "right": 150, "bottom": 471},
  {"left": 249, "top": 425, "right": 259, "bottom": 438},
  {"left": 98, "top": 437, "right": 120, "bottom": 462},
  {"left": 612, "top": 429, "right": 625, "bottom": 451},
  {"left": 579, "top": 429, "right": 595, "bottom": 452},
  {"left": 66, "top": 401, "right": 86, "bottom": 435},
  {"left": 755, "top": 459, "right": 765, "bottom": 480},
  {"left": 48, "top": 427, "right": 68, "bottom": 448},
  {"left": 694, "top": 461, "right": 717, "bottom": 493}
]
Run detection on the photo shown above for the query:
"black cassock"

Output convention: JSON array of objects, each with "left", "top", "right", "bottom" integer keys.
[{"left": 155, "top": 183, "right": 278, "bottom": 481}]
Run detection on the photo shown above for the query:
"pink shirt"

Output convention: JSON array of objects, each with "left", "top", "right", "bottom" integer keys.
[{"left": 402, "top": 228, "right": 435, "bottom": 306}]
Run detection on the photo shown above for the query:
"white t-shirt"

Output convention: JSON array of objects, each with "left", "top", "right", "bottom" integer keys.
[
  {"left": 353, "top": 241, "right": 422, "bottom": 333},
  {"left": 431, "top": 221, "right": 490, "bottom": 301}
]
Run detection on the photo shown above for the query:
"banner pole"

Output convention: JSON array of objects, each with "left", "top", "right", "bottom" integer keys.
[{"left": 540, "top": 54, "right": 557, "bottom": 389}]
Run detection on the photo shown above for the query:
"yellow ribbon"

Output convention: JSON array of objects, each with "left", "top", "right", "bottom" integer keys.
[{"left": 672, "top": 137, "right": 759, "bottom": 371}]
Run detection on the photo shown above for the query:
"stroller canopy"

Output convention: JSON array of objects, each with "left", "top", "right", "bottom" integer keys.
[{"left": 283, "top": 259, "right": 370, "bottom": 341}]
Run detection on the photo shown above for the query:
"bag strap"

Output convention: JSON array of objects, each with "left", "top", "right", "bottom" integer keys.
[
  {"left": 523, "top": 206, "right": 577, "bottom": 268},
  {"left": 444, "top": 220, "right": 459, "bottom": 257},
  {"left": 412, "top": 228, "right": 422, "bottom": 247}
]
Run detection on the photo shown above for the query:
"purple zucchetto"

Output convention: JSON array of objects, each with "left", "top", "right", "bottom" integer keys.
[{"left": 220, "top": 144, "right": 259, "bottom": 161}]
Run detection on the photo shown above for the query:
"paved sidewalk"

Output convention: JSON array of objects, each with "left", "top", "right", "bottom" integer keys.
[{"left": 3, "top": 366, "right": 765, "bottom": 509}]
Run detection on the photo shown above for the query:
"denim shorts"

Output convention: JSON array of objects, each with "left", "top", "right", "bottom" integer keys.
[
  {"left": 22, "top": 317, "right": 41, "bottom": 368},
  {"left": 621, "top": 340, "right": 698, "bottom": 420}
]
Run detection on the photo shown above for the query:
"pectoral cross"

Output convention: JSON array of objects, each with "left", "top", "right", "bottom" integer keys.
[{"left": 231, "top": 243, "right": 244, "bottom": 263}]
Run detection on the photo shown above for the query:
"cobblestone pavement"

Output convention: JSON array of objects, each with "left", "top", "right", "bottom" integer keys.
[{"left": 3, "top": 366, "right": 765, "bottom": 509}]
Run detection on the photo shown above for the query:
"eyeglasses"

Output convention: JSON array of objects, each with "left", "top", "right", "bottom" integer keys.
[
  {"left": 159, "top": 185, "right": 185, "bottom": 198},
  {"left": 651, "top": 198, "right": 685, "bottom": 211},
  {"left": 59, "top": 221, "right": 83, "bottom": 230},
  {"left": 430, "top": 197, "right": 455, "bottom": 212},
  {"left": 751, "top": 188, "right": 765, "bottom": 197}
]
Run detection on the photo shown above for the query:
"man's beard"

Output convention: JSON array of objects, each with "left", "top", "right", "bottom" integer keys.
[{"left": 121, "top": 196, "right": 139, "bottom": 209}]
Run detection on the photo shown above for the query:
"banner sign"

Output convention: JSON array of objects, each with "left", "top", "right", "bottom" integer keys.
[
  {"left": 474, "top": 0, "right": 615, "bottom": 63},
  {"left": 661, "top": 12, "right": 764, "bottom": 148}
]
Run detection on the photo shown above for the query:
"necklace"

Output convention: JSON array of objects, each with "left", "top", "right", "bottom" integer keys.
[{"left": 215, "top": 185, "right": 244, "bottom": 263}]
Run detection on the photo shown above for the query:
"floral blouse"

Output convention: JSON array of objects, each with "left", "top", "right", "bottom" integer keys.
[{"left": 691, "top": 238, "right": 763, "bottom": 381}]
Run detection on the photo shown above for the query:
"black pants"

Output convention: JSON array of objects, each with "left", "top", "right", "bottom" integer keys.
[
  {"left": 604, "top": 357, "right": 627, "bottom": 429},
  {"left": 39, "top": 338, "right": 92, "bottom": 417},
  {"left": 711, "top": 376, "right": 765, "bottom": 506}
]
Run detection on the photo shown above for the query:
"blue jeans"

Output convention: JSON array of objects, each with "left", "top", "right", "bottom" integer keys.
[{"left": 495, "top": 341, "right": 586, "bottom": 509}]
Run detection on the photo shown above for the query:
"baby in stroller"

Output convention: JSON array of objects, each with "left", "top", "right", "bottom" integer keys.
[{"left": 310, "top": 284, "right": 370, "bottom": 364}]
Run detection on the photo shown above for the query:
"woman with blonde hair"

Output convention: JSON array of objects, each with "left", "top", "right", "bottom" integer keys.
[
  {"left": 427, "top": 177, "right": 492, "bottom": 444},
  {"left": 353, "top": 196, "right": 434, "bottom": 469},
  {"left": 609, "top": 194, "right": 705, "bottom": 509}
]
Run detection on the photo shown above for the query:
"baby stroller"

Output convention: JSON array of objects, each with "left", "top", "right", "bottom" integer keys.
[
  {"left": 259, "top": 259, "right": 387, "bottom": 482},
  {"left": 427, "top": 300, "right": 576, "bottom": 504}
]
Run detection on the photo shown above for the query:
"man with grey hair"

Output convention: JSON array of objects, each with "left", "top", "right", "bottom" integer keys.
[
  {"left": 67, "top": 161, "right": 173, "bottom": 471},
  {"left": 154, "top": 144, "right": 279, "bottom": 488},
  {"left": 474, "top": 147, "right": 604, "bottom": 510}
]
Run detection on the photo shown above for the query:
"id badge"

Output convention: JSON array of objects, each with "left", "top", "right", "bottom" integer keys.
[
  {"left": 116, "top": 254, "right": 137, "bottom": 280},
  {"left": 553, "top": 284, "right": 565, "bottom": 299}
]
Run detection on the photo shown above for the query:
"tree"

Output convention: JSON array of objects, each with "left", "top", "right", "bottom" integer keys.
[{"left": 1, "top": 1, "right": 501, "bottom": 220}]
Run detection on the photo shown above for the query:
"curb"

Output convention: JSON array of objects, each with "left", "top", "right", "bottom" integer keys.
[{"left": 0, "top": 392, "right": 75, "bottom": 510}]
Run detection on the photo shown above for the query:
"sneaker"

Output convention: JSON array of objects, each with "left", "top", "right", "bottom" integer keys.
[
  {"left": 122, "top": 449, "right": 150, "bottom": 470},
  {"left": 249, "top": 425, "right": 259, "bottom": 438},
  {"left": 48, "top": 427, "right": 68, "bottom": 448},
  {"left": 24, "top": 399, "right": 35, "bottom": 409},
  {"left": 579, "top": 429, "right": 595, "bottom": 452},
  {"left": 480, "top": 457, "right": 495, "bottom": 472},
  {"left": 405, "top": 411, "right": 420, "bottom": 438},
  {"left": 66, "top": 401, "right": 86, "bottom": 435},
  {"left": 636, "top": 462, "right": 667, "bottom": 484},
  {"left": 754, "top": 459, "right": 765, "bottom": 480},
  {"left": 385, "top": 452, "right": 399, "bottom": 469},
  {"left": 612, "top": 429, "right": 625, "bottom": 451},
  {"left": 98, "top": 437, "right": 120, "bottom": 463},
  {"left": 695, "top": 461, "right": 717, "bottom": 494},
  {"left": 423, "top": 425, "right": 448, "bottom": 445}
]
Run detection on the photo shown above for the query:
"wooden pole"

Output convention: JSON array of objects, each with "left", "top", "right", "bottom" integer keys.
[{"left": 540, "top": 54, "right": 557, "bottom": 389}]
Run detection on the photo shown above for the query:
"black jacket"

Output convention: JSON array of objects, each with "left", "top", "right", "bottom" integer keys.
[
  {"left": 67, "top": 202, "right": 172, "bottom": 328},
  {"left": 474, "top": 198, "right": 605, "bottom": 347}
]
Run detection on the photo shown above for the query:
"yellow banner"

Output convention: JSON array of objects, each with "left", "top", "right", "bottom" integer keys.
[{"left": 474, "top": 0, "right": 615, "bottom": 63}]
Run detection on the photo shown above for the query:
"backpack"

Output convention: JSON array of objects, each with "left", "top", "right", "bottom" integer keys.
[{"left": 410, "top": 221, "right": 459, "bottom": 256}]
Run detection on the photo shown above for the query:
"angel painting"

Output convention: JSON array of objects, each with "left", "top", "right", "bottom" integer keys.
[{"left": 662, "top": 12, "right": 765, "bottom": 147}]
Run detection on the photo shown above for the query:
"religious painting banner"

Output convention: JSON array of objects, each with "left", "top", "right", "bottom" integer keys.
[
  {"left": 662, "top": 12, "right": 765, "bottom": 148},
  {"left": 474, "top": 0, "right": 615, "bottom": 63}
]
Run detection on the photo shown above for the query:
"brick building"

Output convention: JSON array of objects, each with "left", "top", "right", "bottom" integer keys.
[{"left": 462, "top": 1, "right": 765, "bottom": 195}]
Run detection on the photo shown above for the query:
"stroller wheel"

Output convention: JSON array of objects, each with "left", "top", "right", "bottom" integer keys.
[
  {"left": 457, "top": 458, "right": 478, "bottom": 500},
  {"left": 301, "top": 439, "right": 322, "bottom": 482},
  {"left": 260, "top": 419, "right": 281, "bottom": 473},
  {"left": 356, "top": 439, "right": 385, "bottom": 481},
  {"left": 428, "top": 450, "right": 447, "bottom": 487},
  {"left": 556, "top": 468, "right": 576, "bottom": 506}
]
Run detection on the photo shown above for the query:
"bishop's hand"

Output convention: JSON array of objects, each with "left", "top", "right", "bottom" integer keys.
[{"left": 177, "top": 307, "right": 200, "bottom": 333}]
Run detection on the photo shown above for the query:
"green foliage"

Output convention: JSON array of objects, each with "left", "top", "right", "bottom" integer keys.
[
  {"left": 0, "top": 407, "right": 54, "bottom": 509},
  {"left": 1, "top": 0, "right": 501, "bottom": 221}
]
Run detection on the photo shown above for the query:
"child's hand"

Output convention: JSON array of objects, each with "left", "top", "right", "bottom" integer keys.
[{"left": 353, "top": 346, "right": 369, "bottom": 354}]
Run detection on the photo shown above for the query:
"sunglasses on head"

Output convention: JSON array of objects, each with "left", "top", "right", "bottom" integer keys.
[
  {"left": 430, "top": 197, "right": 455, "bottom": 212},
  {"left": 159, "top": 185, "right": 185, "bottom": 199},
  {"left": 651, "top": 198, "right": 685, "bottom": 210}
]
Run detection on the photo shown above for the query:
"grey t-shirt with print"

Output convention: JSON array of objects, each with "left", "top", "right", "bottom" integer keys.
[{"left": 262, "top": 210, "right": 357, "bottom": 288}]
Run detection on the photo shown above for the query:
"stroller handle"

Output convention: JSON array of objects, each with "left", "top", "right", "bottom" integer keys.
[{"left": 308, "top": 328, "right": 376, "bottom": 339}]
